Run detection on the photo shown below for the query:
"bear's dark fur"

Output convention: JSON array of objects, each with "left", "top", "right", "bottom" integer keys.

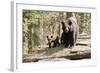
[
  {"left": 47, "top": 34, "right": 60, "bottom": 48},
  {"left": 61, "top": 17, "right": 79, "bottom": 48}
]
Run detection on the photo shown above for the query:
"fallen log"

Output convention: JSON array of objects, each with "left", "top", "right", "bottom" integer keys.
[
  {"left": 23, "top": 49, "right": 91, "bottom": 62},
  {"left": 76, "top": 43, "right": 90, "bottom": 46}
]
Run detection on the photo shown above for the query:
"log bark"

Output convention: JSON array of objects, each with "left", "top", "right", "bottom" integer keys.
[{"left": 23, "top": 48, "right": 91, "bottom": 62}]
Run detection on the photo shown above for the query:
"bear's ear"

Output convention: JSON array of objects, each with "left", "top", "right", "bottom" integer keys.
[
  {"left": 51, "top": 35, "right": 53, "bottom": 38},
  {"left": 61, "top": 21, "right": 64, "bottom": 25},
  {"left": 61, "top": 21, "right": 66, "bottom": 27},
  {"left": 68, "top": 20, "right": 72, "bottom": 25},
  {"left": 47, "top": 36, "right": 48, "bottom": 38}
]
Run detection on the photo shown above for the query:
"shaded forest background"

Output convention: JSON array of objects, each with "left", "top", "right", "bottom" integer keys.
[{"left": 22, "top": 10, "right": 91, "bottom": 54}]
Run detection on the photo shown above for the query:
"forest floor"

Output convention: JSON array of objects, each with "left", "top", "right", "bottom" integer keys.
[{"left": 23, "top": 34, "right": 91, "bottom": 63}]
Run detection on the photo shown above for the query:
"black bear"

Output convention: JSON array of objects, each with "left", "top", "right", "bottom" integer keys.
[
  {"left": 61, "top": 16, "right": 79, "bottom": 48},
  {"left": 61, "top": 21, "right": 69, "bottom": 45},
  {"left": 47, "top": 33, "right": 60, "bottom": 48}
]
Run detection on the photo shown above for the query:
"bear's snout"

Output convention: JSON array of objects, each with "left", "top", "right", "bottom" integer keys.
[{"left": 65, "top": 27, "right": 69, "bottom": 32}]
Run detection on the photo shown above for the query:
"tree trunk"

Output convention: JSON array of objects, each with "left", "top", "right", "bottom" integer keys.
[{"left": 28, "top": 22, "right": 33, "bottom": 53}]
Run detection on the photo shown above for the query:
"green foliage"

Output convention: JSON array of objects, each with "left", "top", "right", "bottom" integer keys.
[{"left": 78, "top": 13, "right": 91, "bottom": 34}]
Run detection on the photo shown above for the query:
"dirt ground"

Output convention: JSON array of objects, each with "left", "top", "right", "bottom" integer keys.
[
  {"left": 23, "top": 34, "right": 91, "bottom": 62},
  {"left": 23, "top": 41, "right": 91, "bottom": 62}
]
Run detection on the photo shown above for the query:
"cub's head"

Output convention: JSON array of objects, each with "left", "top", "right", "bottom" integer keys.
[
  {"left": 47, "top": 34, "right": 55, "bottom": 48},
  {"left": 47, "top": 34, "right": 54, "bottom": 44}
]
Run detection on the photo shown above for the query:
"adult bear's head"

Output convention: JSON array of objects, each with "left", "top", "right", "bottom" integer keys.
[
  {"left": 61, "top": 20, "right": 73, "bottom": 33},
  {"left": 61, "top": 21, "right": 69, "bottom": 32}
]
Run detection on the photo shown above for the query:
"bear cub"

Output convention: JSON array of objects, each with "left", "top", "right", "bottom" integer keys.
[{"left": 47, "top": 34, "right": 60, "bottom": 48}]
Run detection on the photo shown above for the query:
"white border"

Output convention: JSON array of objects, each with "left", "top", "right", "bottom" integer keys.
[{"left": 11, "top": 1, "right": 97, "bottom": 71}]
